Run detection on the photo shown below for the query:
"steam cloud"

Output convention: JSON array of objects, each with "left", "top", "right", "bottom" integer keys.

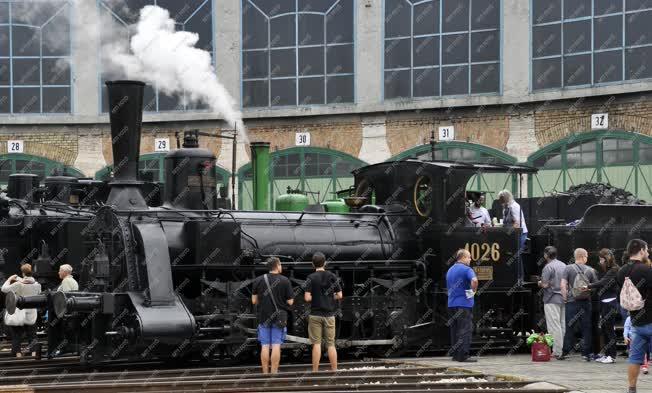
[{"left": 102, "top": 5, "right": 246, "bottom": 139}]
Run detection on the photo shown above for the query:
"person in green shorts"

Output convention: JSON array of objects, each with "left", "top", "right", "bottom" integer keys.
[{"left": 304, "top": 252, "right": 343, "bottom": 372}]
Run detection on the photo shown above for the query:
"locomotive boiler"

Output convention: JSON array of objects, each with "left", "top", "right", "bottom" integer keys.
[{"left": 4, "top": 80, "right": 650, "bottom": 363}]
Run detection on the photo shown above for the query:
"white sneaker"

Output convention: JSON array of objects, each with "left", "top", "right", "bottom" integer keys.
[
  {"left": 595, "top": 356, "right": 606, "bottom": 363},
  {"left": 600, "top": 356, "right": 615, "bottom": 364}
]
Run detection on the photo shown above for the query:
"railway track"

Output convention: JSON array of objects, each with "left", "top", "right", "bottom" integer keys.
[{"left": 0, "top": 359, "right": 569, "bottom": 393}]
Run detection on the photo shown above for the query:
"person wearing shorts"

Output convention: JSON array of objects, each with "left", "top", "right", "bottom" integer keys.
[
  {"left": 305, "top": 252, "right": 343, "bottom": 372},
  {"left": 616, "top": 239, "right": 652, "bottom": 393},
  {"left": 252, "top": 257, "right": 294, "bottom": 374}
]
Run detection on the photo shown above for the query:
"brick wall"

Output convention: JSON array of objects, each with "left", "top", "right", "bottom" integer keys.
[
  {"left": 534, "top": 94, "right": 652, "bottom": 147},
  {"left": 0, "top": 126, "right": 78, "bottom": 165}
]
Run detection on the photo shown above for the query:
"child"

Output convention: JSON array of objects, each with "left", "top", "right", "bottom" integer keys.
[{"left": 624, "top": 316, "right": 652, "bottom": 374}]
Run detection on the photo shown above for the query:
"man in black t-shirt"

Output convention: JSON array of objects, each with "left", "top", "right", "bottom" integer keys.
[
  {"left": 305, "top": 252, "right": 343, "bottom": 372},
  {"left": 616, "top": 239, "right": 652, "bottom": 393},
  {"left": 252, "top": 257, "right": 294, "bottom": 374}
]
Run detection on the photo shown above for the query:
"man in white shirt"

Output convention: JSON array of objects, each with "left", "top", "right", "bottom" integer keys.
[
  {"left": 57, "top": 264, "right": 78, "bottom": 292},
  {"left": 465, "top": 194, "right": 491, "bottom": 227},
  {"left": 498, "top": 190, "right": 528, "bottom": 283}
]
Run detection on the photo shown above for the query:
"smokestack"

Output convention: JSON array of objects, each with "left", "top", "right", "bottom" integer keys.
[
  {"left": 105, "top": 80, "right": 147, "bottom": 209},
  {"left": 250, "top": 142, "right": 270, "bottom": 211}
]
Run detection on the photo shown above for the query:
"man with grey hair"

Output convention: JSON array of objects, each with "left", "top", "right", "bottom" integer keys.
[
  {"left": 498, "top": 190, "right": 528, "bottom": 282},
  {"left": 560, "top": 248, "right": 597, "bottom": 361},
  {"left": 57, "top": 264, "right": 78, "bottom": 292}
]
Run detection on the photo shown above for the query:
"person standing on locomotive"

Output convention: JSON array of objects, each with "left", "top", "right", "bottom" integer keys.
[
  {"left": 57, "top": 264, "right": 78, "bottom": 292},
  {"left": 305, "top": 252, "right": 343, "bottom": 372},
  {"left": 446, "top": 249, "right": 479, "bottom": 363},
  {"left": 1, "top": 263, "right": 41, "bottom": 357},
  {"left": 537, "top": 246, "right": 566, "bottom": 360},
  {"left": 465, "top": 193, "right": 492, "bottom": 228},
  {"left": 498, "top": 190, "right": 527, "bottom": 282},
  {"left": 616, "top": 239, "right": 652, "bottom": 393},
  {"left": 560, "top": 248, "right": 598, "bottom": 361},
  {"left": 251, "top": 257, "right": 294, "bottom": 374}
]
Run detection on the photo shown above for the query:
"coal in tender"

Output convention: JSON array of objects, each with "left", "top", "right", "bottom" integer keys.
[{"left": 565, "top": 182, "right": 646, "bottom": 205}]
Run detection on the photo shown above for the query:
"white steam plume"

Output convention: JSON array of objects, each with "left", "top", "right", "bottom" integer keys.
[{"left": 103, "top": 5, "right": 246, "bottom": 140}]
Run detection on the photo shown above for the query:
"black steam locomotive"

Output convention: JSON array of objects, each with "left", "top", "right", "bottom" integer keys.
[{"left": 1, "top": 80, "right": 650, "bottom": 363}]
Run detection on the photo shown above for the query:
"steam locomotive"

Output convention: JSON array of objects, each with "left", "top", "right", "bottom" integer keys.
[{"left": 1, "top": 80, "right": 650, "bottom": 363}]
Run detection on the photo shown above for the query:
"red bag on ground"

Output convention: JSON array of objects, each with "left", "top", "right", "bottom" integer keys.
[{"left": 531, "top": 342, "right": 551, "bottom": 362}]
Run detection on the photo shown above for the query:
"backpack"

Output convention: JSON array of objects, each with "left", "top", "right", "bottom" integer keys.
[
  {"left": 620, "top": 264, "right": 645, "bottom": 311},
  {"left": 571, "top": 264, "right": 591, "bottom": 300}
]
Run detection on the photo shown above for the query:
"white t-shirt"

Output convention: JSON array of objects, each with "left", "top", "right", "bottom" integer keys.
[
  {"left": 466, "top": 205, "right": 491, "bottom": 227},
  {"left": 504, "top": 200, "right": 528, "bottom": 234}
]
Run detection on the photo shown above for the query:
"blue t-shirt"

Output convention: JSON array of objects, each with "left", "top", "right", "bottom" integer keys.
[{"left": 446, "top": 262, "right": 476, "bottom": 308}]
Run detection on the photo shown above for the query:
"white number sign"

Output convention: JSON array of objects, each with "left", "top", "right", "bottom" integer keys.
[
  {"left": 591, "top": 113, "right": 609, "bottom": 130},
  {"left": 155, "top": 138, "right": 170, "bottom": 152},
  {"left": 295, "top": 132, "right": 310, "bottom": 146},
  {"left": 7, "top": 140, "right": 23, "bottom": 153},
  {"left": 438, "top": 126, "right": 454, "bottom": 141}
]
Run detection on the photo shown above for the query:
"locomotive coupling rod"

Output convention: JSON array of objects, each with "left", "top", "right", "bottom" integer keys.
[
  {"left": 5, "top": 292, "right": 47, "bottom": 315},
  {"left": 53, "top": 291, "right": 101, "bottom": 319}
]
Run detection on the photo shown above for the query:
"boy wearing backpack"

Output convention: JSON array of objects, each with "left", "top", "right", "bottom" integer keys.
[
  {"left": 617, "top": 239, "right": 652, "bottom": 393},
  {"left": 560, "top": 248, "right": 598, "bottom": 361}
]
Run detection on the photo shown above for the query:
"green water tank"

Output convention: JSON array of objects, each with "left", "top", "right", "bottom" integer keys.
[
  {"left": 275, "top": 187, "right": 309, "bottom": 211},
  {"left": 322, "top": 199, "right": 349, "bottom": 213}
]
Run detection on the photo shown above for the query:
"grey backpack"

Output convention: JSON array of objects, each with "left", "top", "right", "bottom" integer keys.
[{"left": 571, "top": 265, "right": 590, "bottom": 300}]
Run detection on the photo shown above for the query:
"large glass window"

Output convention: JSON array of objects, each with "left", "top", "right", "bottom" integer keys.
[
  {"left": 384, "top": 0, "right": 501, "bottom": 99},
  {"left": 241, "top": 0, "right": 355, "bottom": 108},
  {"left": 238, "top": 147, "right": 365, "bottom": 209},
  {"left": 0, "top": 153, "right": 82, "bottom": 184},
  {"left": 532, "top": 0, "right": 652, "bottom": 90},
  {"left": 98, "top": 0, "right": 214, "bottom": 112},
  {"left": 528, "top": 132, "right": 652, "bottom": 202},
  {"left": 0, "top": 1, "right": 72, "bottom": 114}
]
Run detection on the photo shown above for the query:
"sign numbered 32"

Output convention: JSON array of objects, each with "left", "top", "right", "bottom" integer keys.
[
  {"left": 591, "top": 113, "right": 608, "bottom": 130},
  {"left": 7, "top": 140, "right": 23, "bottom": 153},
  {"left": 438, "top": 126, "right": 454, "bottom": 141},
  {"left": 155, "top": 138, "right": 170, "bottom": 152},
  {"left": 295, "top": 132, "right": 310, "bottom": 146}
]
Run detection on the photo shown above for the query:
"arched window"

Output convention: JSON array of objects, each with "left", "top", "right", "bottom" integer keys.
[
  {"left": 388, "top": 141, "right": 519, "bottom": 201},
  {"left": 98, "top": 0, "right": 215, "bottom": 112},
  {"left": 0, "top": 154, "right": 83, "bottom": 185},
  {"left": 238, "top": 147, "right": 366, "bottom": 210},
  {"left": 0, "top": 0, "right": 72, "bottom": 114},
  {"left": 528, "top": 131, "right": 652, "bottom": 202},
  {"left": 241, "top": 0, "right": 355, "bottom": 107},
  {"left": 95, "top": 152, "right": 231, "bottom": 189}
]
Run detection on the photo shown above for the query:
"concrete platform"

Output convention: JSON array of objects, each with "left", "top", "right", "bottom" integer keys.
[{"left": 410, "top": 354, "right": 652, "bottom": 393}]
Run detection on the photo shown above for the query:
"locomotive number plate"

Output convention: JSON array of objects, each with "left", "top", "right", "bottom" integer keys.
[
  {"left": 473, "top": 266, "right": 493, "bottom": 281},
  {"left": 464, "top": 242, "right": 500, "bottom": 262}
]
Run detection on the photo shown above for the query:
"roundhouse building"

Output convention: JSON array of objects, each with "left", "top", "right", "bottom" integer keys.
[{"left": 1, "top": 0, "right": 651, "bottom": 208}]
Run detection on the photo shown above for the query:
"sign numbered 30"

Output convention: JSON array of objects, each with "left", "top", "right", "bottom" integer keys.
[{"left": 295, "top": 132, "right": 310, "bottom": 146}]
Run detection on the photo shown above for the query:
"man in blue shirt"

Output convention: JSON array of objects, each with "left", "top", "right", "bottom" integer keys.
[{"left": 446, "top": 249, "right": 478, "bottom": 362}]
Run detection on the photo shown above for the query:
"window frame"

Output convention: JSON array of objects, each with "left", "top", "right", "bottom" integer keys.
[{"left": 0, "top": 0, "right": 74, "bottom": 115}]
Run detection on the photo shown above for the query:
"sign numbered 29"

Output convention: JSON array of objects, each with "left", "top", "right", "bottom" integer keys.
[
  {"left": 7, "top": 140, "right": 23, "bottom": 153},
  {"left": 155, "top": 138, "right": 170, "bottom": 152},
  {"left": 464, "top": 242, "right": 501, "bottom": 262}
]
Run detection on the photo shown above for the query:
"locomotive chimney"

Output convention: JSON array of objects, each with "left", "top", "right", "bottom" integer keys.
[
  {"left": 250, "top": 142, "right": 270, "bottom": 210},
  {"left": 105, "top": 80, "right": 147, "bottom": 209}
]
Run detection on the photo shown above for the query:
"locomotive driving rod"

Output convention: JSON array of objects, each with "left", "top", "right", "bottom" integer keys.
[{"left": 5, "top": 292, "right": 47, "bottom": 315}]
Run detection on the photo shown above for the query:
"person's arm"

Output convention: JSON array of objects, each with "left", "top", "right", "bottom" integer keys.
[
  {"left": 251, "top": 279, "right": 259, "bottom": 305},
  {"left": 333, "top": 275, "right": 343, "bottom": 300},
  {"left": 539, "top": 266, "right": 551, "bottom": 288},
  {"left": 588, "top": 268, "right": 615, "bottom": 289},
  {"left": 304, "top": 277, "right": 312, "bottom": 302},
  {"left": 624, "top": 318, "right": 631, "bottom": 344},
  {"left": 1, "top": 276, "right": 19, "bottom": 293},
  {"left": 483, "top": 209, "right": 492, "bottom": 226},
  {"left": 285, "top": 280, "right": 294, "bottom": 306},
  {"left": 251, "top": 294, "right": 258, "bottom": 305},
  {"left": 467, "top": 268, "right": 479, "bottom": 291}
]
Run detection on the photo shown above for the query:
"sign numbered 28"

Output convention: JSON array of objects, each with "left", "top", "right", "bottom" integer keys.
[{"left": 7, "top": 140, "right": 23, "bottom": 153}]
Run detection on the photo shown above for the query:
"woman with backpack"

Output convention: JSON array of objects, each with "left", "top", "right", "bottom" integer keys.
[
  {"left": 1, "top": 263, "right": 42, "bottom": 357},
  {"left": 586, "top": 248, "right": 620, "bottom": 364}
]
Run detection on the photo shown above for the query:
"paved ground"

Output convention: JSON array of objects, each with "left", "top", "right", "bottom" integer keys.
[{"left": 410, "top": 354, "right": 652, "bottom": 393}]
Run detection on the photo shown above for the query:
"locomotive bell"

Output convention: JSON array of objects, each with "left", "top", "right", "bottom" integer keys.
[{"left": 164, "top": 134, "right": 218, "bottom": 210}]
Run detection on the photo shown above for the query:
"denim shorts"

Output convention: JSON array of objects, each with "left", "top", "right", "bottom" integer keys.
[
  {"left": 629, "top": 322, "right": 652, "bottom": 365},
  {"left": 257, "top": 324, "right": 286, "bottom": 346}
]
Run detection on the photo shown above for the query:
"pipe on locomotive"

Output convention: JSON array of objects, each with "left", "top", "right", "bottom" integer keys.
[{"left": 105, "top": 80, "right": 147, "bottom": 210}]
